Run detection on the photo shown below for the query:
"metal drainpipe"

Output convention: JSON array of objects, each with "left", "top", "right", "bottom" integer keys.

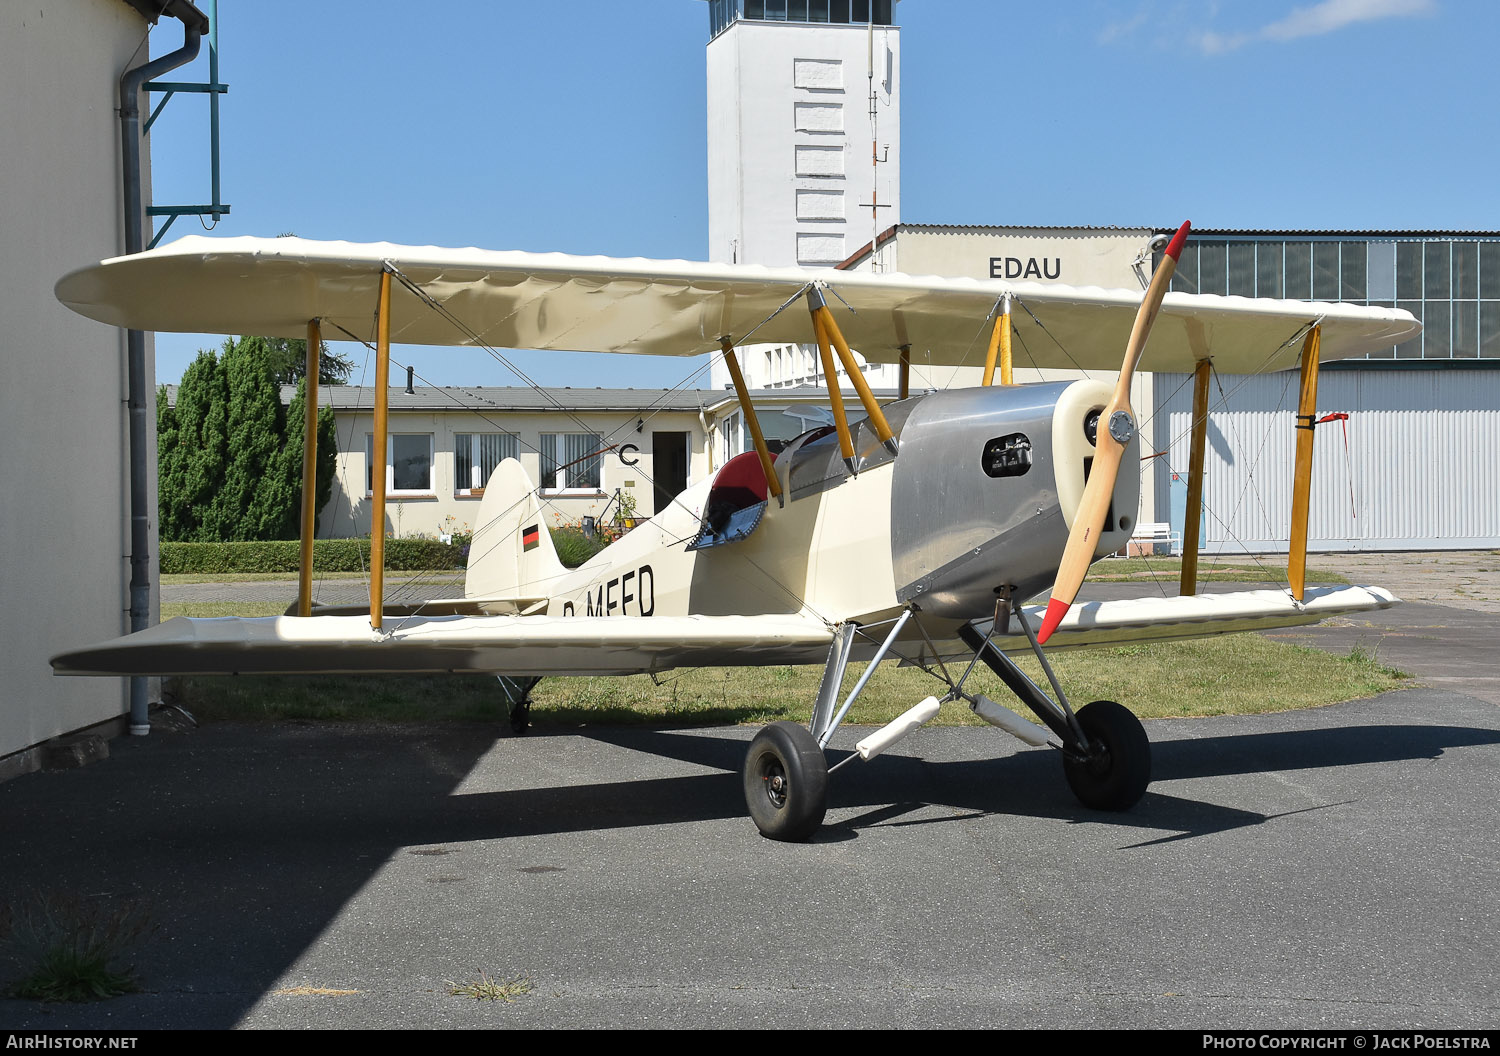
[{"left": 119, "top": 3, "right": 208, "bottom": 735}]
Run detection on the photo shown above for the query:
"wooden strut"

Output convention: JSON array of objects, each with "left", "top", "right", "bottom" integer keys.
[
  {"left": 809, "top": 288, "right": 898, "bottom": 456},
  {"left": 720, "top": 337, "right": 782, "bottom": 500},
  {"left": 1288, "top": 325, "right": 1322, "bottom": 602},
  {"left": 1179, "top": 358, "right": 1212, "bottom": 596},
  {"left": 982, "top": 295, "right": 1013, "bottom": 387},
  {"left": 370, "top": 269, "right": 392, "bottom": 630},
  {"left": 999, "top": 296, "right": 1014, "bottom": 386},
  {"left": 809, "top": 309, "right": 857, "bottom": 471},
  {"left": 296, "top": 319, "right": 321, "bottom": 617}
]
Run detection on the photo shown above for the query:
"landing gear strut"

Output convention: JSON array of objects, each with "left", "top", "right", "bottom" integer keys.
[
  {"left": 958, "top": 612, "right": 1151, "bottom": 811},
  {"left": 742, "top": 612, "right": 915, "bottom": 841},
  {"left": 738, "top": 602, "right": 1153, "bottom": 842}
]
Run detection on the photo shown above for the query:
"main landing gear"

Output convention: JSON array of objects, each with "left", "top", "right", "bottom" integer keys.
[
  {"left": 496, "top": 675, "right": 540, "bottom": 735},
  {"left": 744, "top": 721, "right": 828, "bottom": 842},
  {"left": 740, "top": 602, "right": 1151, "bottom": 842}
]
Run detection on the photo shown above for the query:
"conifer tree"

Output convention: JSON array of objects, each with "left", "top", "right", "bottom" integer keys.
[{"left": 157, "top": 337, "right": 338, "bottom": 541}]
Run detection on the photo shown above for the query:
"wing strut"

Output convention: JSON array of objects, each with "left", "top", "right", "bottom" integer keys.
[
  {"left": 719, "top": 337, "right": 782, "bottom": 501},
  {"left": 809, "top": 306, "right": 857, "bottom": 473},
  {"left": 808, "top": 285, "right": 898, "bottom": 456},
  {"left": 981, "top": 294, "right": 1013, "bottom": 387},
  {"left": 369, "top": 269, "right": 393, "bottom": 630},
  {"left": 296, "top": 318, "right": 321, "bottom": 617},
  {"left": 1179, "top": 357, "right": 1212, "bottom": 595},
  {"left": 1288, "top": 324, "right": 1322, "bottom": 601}
]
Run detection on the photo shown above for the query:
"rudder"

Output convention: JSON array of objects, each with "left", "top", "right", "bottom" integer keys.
[{"left": 464, "top": 458, "right": 567, "bottom": 600}]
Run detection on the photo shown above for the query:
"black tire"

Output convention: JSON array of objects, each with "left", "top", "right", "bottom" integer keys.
[
  {"left": 743, "top": 721, "right": 828, "bottom": 842},
  {"left": 508, "top": 696, "right": 531, "bottom": 737},
  {"left": 1062, "top": 700, "right": 1151, "bottom": 811}
]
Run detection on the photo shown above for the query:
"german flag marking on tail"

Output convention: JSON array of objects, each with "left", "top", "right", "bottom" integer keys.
[{"left": 522, "top": 524, "right": 540, "bottom": 551}]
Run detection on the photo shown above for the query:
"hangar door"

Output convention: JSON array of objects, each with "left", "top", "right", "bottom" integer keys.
[{"left": 1151, "top": 367, "right": 1500, "bottom": 552}]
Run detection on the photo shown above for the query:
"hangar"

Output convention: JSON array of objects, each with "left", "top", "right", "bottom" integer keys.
[{"left": 839, "top": 224, "right": 1500, "bottom": 553}]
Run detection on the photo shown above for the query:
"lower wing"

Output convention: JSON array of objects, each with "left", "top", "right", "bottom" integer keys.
[
  {"left": 965, "top": 584, "right": 1398, "bottom": 655},
  {"left": 51, "top": 586, "right": 1394, "bottom": 678},
  {"left": 50, "top": 613, "right": 837, "bottom": 677}
]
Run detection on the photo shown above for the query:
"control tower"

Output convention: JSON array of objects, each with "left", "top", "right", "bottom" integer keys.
[{"left": 705, "top": 1, "right": 902, "bottom": 389}]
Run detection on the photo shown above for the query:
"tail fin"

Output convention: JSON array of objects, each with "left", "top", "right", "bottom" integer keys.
[{"left": 464, "top": 459, "right": 567, "bottom": 600}]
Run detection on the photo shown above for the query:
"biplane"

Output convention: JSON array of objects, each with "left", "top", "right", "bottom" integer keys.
[{"left": 50, "top": 222, "right": 1418, "bottom": 840}]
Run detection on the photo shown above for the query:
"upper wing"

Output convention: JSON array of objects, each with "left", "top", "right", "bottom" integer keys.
[
  {"left": 56, "top": 236, "right": 1419, "bottom": 374},
  {"left": 50, "top": 612, "right": 837, "bottom": 677}
]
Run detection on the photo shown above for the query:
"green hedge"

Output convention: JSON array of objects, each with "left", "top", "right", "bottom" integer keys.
[
  {"left": 551, "top": 527, "right": 610, "bottom": 569},
  {"left": 161, "top": 538, "right": 465, "bottom": 575}
]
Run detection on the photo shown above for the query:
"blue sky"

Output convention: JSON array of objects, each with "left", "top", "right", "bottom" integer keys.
[{"left": 144, "top": 0, "right": 1493, "bottom": 388}]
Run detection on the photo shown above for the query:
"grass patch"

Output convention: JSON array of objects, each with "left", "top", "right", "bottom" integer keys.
[
  {"left": 2, "top": 894, "right": 151, "bottom": 1002},
  {"left": 166, "top": 634, "right": 1410, "bottom": 727},
  {"left": 447, "top": 970, "right": 532, "bottom": 1002},
  {"left": 164, "top": 602, "right": 292, "bottom": 619},
  {"left": 1090, "top": 556, "right": 1349, "bottom": 585}
]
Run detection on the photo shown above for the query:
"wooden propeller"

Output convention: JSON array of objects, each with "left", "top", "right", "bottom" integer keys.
[{"left": 1036, "top": 221, "right": 1190, "bottom": 645}]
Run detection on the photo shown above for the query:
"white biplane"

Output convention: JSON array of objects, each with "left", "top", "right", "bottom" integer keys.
[{"left": 51, "top": 223, "right": 1417, "bottom": 840}]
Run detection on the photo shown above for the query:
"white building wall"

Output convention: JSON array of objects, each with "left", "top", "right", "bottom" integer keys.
[
  {"left": 321, "top": 407, "right": 718, "bottom": 539},
  {"left": 0, "top": 0, "right": 153, "bottom": 769},
  {"left": 856, "top": 226, "right": 1157, "bottom": 391},
  {"left": 708, "top": 16, "right": 900, "bottom": 390}
]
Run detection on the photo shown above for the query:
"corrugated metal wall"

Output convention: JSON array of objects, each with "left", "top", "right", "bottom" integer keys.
[{"left": 1150, "top": 368, "right": 1500, "bottom": 552}]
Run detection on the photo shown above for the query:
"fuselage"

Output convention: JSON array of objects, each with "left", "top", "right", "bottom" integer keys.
[{"left": 534, "top": 379, "right": 1138, "bottom": 630}]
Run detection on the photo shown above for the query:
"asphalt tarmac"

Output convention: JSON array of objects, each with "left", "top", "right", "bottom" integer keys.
[{"left": 2, "top": 554, "right": 1495, "bottom": 1030}]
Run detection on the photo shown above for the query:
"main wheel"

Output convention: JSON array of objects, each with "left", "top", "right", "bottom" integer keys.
[
  {"left": 496, "top": 676, "right": 538, "bottom": 736},
  {"left": 743, "top": 721, "right": 828, "bottom": 842},
  {"left": 1062, "top": 700, "right": 1150, "bottom": 811}
]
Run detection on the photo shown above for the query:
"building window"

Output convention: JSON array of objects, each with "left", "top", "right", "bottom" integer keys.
[
  {"left": 1227, "top": 242, "right": 1255, "bottom": 297},
  {"left": 455, "top": 432, "right": 518, "bottom": 495},
  {"left": 721, "top": 412, "right": 743, "bottom": 460},
  {"left": 1197, "top": 241, "right": 1227, "bottom": 295},
  {"left": 1340, "top": 241, "right": 1367, "bottom": 300},
  {"left": 717, "top": 0, "right": 893, "bottom": 36},
  {"left": 1171, "top": 234, "right": 1500, "bottom": 362},
  {"left": 540, "top": 433, "right": 602, "bottom": 491},
  {"left": 1257, "top": 241, "right": 1284, "bottom": 298},
  {"left": 366, "top": 433, "right": 433, "bottom": 496}
]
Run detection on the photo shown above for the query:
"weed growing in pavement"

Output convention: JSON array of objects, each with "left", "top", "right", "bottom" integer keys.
[
  {"left": 2, "top": 893, "right": 152, "bottom": 1002},
  {"left": 447, "top": 969, "right": 533, "bottom": 1002}
]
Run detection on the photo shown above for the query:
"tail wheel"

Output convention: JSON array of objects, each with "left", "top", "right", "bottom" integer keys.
[
  {"left": 743, "top": 721, "right": 828, "bottom": 842},
  {"left": 1062, "top": 700, "right": 1151, "bottom": 811}
]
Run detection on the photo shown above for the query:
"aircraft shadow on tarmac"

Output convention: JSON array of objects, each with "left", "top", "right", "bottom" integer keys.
[
  {"left": 3, "top": 717, "right": 1495, "bottom": 1029},
  {"left": 541, "top": 719, "right": 1500, "bottom": 845}
]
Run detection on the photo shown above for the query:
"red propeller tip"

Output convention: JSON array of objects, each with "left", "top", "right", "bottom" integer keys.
[
  {"left": 1036, "top": 597, "right": 1070, "bottom": 645},
  {"left": 1164, "top": 221, "right": 1191, "bottom": 263}
]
